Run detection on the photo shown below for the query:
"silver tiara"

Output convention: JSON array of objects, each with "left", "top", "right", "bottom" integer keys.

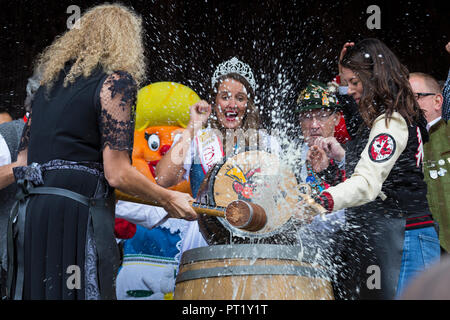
[{"left": 211, "top": 57, "right": 256, "bottom": 92}]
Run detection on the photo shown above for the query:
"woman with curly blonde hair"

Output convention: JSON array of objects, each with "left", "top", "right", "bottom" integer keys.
[
  {"left": 37, "top": 3, "right": 147, "bottom": 89},
  {"left": 1, "top": 3, "right": 196, "bottom": 300}
]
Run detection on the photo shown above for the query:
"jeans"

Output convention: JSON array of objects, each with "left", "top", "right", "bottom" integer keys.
[{"left": 396, "top": 226, "right": 440, "bottom": 298}]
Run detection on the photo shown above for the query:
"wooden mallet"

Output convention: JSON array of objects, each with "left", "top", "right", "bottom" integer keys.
[
  {"left": 116, "top": 190, "right": 267, "bottom": 232},
  {"left": 192, "top": 200, "right": 267, "bottom": 232}
]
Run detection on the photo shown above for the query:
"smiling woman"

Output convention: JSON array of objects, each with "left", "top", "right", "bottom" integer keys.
[
  {"left": 155, "top": 57, "right": 266, "bottom": 195},
  {"left": 155, "top": 57, "right": 280, "bottom": 262},
  {"left": 214, "top": 78, "right": 248, "bottom": 129}
]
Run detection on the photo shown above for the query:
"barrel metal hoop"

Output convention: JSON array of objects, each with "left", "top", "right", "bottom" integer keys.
[
  {"left": 175, "top": 265, "right": 330, "bottom": 284},
  {"left": 180, "top": 244, "right": 319, "bottom": 265}
]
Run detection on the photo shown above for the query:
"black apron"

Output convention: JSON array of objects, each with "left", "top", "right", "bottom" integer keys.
[{"left": 6, "top": 161, "right": 120, "bottom": 300}]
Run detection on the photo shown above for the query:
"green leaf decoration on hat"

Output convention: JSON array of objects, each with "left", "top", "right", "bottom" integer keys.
[{"left": 295, "top": 80, "right": 340, "bottom": 113}]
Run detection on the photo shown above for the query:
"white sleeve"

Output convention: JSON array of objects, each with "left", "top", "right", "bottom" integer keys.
[
  {"left": 179, "top": 221, "right": 208, "bottom": 256},
  {"left": 0, "top": 134, "right": 11, "bottom": 166},
  {"left": 115, "top": 200, "right": 168, "bottom": 230},
  {"left": 324, "top": 112, "right": 409, "bottom": 211}
]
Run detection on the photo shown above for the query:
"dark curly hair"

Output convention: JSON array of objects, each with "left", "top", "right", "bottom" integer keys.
[{"left": 340, "top": 38, "right": 423, "bottom": 128}]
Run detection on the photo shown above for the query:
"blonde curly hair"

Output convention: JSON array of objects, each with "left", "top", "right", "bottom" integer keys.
[{"left": 36, "top": 3, "right": 146, "bottom": 89}]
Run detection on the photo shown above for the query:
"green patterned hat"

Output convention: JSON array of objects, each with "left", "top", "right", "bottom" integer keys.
[{"left": 295, "top": 80, "right": 340, "bottom": 112}]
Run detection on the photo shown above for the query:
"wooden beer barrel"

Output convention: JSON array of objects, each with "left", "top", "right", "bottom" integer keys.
[
  {"left": 174, "top": 244, "right": 334, "bottom": 300},
  {"left": 196, "top": 150, "right": 306, "bottom": 245}
]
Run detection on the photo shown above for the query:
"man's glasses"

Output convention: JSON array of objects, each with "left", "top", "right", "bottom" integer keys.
[
  {"left": 414, "top": 92, "right": 436, "bottom": 100},
  {"left": 300, "top": 110, "right": 335, "bottom": 122}
]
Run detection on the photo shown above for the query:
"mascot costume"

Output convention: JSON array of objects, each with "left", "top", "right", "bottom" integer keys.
[{"left": 114, "top": 82, "right": 200, "bottom": 300}]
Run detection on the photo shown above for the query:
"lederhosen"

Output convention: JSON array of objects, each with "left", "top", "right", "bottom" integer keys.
[{"left": 6, "top": 160, "right": 120, "bottom": 300}]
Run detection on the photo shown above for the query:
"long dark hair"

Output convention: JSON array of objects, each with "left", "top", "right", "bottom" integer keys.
[{"left": 340, "top": 38, "right": 423, "bottom": 128}]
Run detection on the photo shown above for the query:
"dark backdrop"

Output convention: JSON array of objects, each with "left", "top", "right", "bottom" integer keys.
[{"left": 1, "top": 0, "right": 449, "bottom": 126}]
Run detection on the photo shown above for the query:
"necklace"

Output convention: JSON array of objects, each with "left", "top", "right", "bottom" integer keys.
[{"left": 305, "top": 161, "right": 330, "bottom": 196}]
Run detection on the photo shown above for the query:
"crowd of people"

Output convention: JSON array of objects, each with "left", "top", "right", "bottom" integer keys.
[{"left": 0, "top": 3, "right": 449, "bottom": 300}]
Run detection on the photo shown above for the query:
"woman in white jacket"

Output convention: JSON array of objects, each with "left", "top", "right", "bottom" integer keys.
[{"left": 314, "top": 39, "right": 440, "bottom": 299}]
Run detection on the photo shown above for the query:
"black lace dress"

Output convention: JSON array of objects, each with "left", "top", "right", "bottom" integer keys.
[{"left": 10, "top": 64, "right": 136, "bottom": 300}]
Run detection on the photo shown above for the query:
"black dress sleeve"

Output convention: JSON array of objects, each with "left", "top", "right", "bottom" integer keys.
[{"left": 98, "top": 71, "right": 137, "bottom": 158}]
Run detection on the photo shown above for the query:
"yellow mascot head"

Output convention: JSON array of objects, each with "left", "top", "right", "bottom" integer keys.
[{"left": 132, "top": 82, "right": 200, "bottom": 194}]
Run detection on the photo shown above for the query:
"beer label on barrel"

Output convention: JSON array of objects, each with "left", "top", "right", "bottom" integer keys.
[{"left": 196, "top": 129, "right": 224, "bottom": 174}]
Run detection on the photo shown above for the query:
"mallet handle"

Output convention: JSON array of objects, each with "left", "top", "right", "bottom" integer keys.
[
  {"left": 115, "top": 190, "right": 226, "bottom": 217},
  {"left": 191, "top": 202, "right": 226, "bottom": 217}
]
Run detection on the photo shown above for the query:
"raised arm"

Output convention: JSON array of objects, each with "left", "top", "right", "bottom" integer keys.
[
  {"left": 155, "top": 100, "right": 211, "bottom": 187},
  {"left": 338, "top": 42, "right": 355, "bottom": 85},
  {"left": 318, "top": 112, "right": 409, "bottom": 212},
  {"left": 99, "top": 72, "right": 197, "bottom": 220}
]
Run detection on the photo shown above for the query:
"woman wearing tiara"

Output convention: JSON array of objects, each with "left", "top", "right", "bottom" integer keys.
[{"left": 156, "top": 57, "right": 279, "bottom": 254}]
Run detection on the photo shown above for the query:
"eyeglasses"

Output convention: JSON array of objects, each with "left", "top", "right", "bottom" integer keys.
[
  {"left": 300, "top": 111, "right": 335, "bottom": 122},
  {"left": 414, "top": 92, "right": 436, "bottom": 100}
]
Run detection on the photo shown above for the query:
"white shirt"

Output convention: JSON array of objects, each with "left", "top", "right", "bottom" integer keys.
[
  {"left": 173, "top": 128, "right": 281, "bottom": 181},
  {"left": 426, "top": 116, "right": 442, "bottom": 131},
  {"left": 0, "top": 133, "right": 11, "bottom": 166}
]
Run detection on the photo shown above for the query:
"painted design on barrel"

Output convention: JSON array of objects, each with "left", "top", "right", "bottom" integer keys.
[{"left": 225, "top": 165, "right": 262, "bottom": 200}]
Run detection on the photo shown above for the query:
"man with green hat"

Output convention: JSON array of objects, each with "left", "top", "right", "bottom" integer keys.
[{"left": 296, "top": 80, "right": 346, "bottom": 232}]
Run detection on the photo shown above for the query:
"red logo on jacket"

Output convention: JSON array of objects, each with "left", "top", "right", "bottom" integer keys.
[{"left": 368, "top": 133, "right": 396, "bottom": 163}]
